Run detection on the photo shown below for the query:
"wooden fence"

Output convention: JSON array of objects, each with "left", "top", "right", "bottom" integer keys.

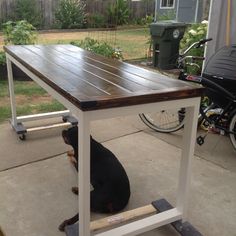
[
  {"left": 86, "top": 0, "right": 155, "bottom": 19},
  {"left": 0, "top": 0, "right": 155, "bottom": 29},
  {"left": 0, "top": 0, "right": 60, "bottom": 28}
]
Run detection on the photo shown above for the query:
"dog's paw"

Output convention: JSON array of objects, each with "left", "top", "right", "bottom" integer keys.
[
  {"left": 58, "top": 220, "right": 70, "bottom": 232},
  {"left": 72, "top": 187, "right": 78, "bottom": 195},
  {"left": 67, "top": 151, "right": 77, "bottom": 166},
  {"left": 67, "top": 150, "right": 74, "bottom": 157}
]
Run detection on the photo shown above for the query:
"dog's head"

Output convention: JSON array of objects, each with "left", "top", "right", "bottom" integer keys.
[{"left": 62, "top": 126, "right": 78, "bottom": 155}]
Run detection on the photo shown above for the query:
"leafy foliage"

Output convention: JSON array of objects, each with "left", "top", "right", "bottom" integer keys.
[
  {"left": 157, "top": 10, "right": 176, "bottom": 21},
  {"left": 180, "top": 21, "right": 209, "bottom": 74},
  {"left": 15, "top": 0, "right": 42, "bottom": 28},
  {"left": 55, "top": 0, "right": 86, "bottom": 29},
  {"left": 0, "top": 52, "right": 6, "bottom": 66},
  {"left": 132, "top": 15, "right": 154, "bottom": 25},
  {"left": 71, "top": 38, "right": 123, "bottom": 60},
  {"left": 180, "top": 21, "right": 208, "bottom": 56},
  {"left": 86, "top": 13, "right": 107, "bottom": 28},
  {"left": 2, "top": 20, "right": 38, "bottom": 45},
  {"left": 107, "top": 0, "right": 130, "bottom": 26},
  {"left": 141, "top": 15, "right": 154, "bottom": 25}
]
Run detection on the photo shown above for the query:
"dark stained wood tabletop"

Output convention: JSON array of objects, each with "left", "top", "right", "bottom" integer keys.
[{"left": 4, "top": 45, "right": 203, "bottom": 111}]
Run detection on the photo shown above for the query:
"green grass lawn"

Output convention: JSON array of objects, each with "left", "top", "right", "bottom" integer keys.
[
  {"left": 115, "top": 28, "right": 150, "bottom": 59},
  {"left": 0, "top": 81, "right": 65, "bottom": 123},
  {"left": 36, "top": 28, "right": 150, "bottom": 60},
  {"left": 0, "top": 28, "right": 150, "bottom": 124}
]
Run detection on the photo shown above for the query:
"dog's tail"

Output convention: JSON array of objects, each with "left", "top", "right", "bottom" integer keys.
[{"left": 0, "top": 227, "right": 5, "bottom": 236}]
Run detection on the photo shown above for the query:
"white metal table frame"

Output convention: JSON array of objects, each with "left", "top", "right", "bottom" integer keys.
[{"left": 6, "top": 53, "right": 200, "bottom": 236}]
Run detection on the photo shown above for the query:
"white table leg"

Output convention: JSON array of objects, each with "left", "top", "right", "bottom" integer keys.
[
  {"left": 78, "top": 112, "right": 91, "bottom": 236},
  {"left": 6, "top": 57, "right": 17, "bottom": 127},
  {"left": 176, "top": 99, "right": 200, "bottom": 221}
]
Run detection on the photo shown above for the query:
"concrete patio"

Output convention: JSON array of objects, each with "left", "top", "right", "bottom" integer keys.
[{"left": 0, "top": 115, "right": 235, "bottom": 236}]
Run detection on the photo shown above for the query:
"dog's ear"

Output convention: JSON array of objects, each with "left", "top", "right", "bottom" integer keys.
[
  {"left": 62, "top": 130, "right": 71, "bottom": 145},
  {"left": 66, "top": 126, "right": 79, "bottom": 151}
]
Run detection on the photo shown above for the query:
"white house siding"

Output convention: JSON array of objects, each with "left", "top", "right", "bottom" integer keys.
[
  {"left": 177, "top": 0, "right": 202, "bottom": 23},
  {"left": 205, "top": 0, "right": 236, "bottom": 63},
  {"left": 155, "top": 0, "right": 203, "bottom": 23}
]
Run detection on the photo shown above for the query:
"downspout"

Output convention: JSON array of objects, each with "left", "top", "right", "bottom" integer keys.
[
  {"left": 226, "top": 0, "right": 231, "bottom": 45},
  {"left": 154, "top": 0, "right": 158, "bottom": 22},
  {"left": 176, "top": 0, "right": 180, "bottom": 21},
  {"left": 194, "top": 0, "right": 199, "bottom": 23},
  {"left": 202, "top": 0, "right": 213, "bottom": 74}
]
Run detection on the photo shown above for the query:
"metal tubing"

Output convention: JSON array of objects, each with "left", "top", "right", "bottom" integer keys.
[
  {"left": 6, "top": 57, "right": 17, "bottom": 126},
  {"left": 17, "top": 110, "right": 70, "bottom": 122},
  {"left": 176, "top": 98, "right": 200, "bottom": 220},
  {"left": 77, "top": 112, "right": 91, "bottom": 236}
]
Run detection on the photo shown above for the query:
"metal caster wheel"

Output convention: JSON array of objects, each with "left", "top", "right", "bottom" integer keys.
[
  {"left": 62, "top": 117, "right": 67, "bottom": 122},
  {"left": 197, "top": 136, "right": 205, "bottom": 145},
  {"left": 19, "top": 134, "right": 26, "bottom": 141}
]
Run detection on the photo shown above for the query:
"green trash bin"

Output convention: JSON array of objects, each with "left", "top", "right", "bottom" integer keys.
[{"left": 150, "top": 21, "right": 187, "bottom": 70}]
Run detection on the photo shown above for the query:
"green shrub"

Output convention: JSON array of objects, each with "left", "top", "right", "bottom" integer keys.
[
  {"left": 0, "top": 52, "right": 6, "bottom": 66},
  {"left": 71, "top": 38, "right": 123, "bottom": 60},
  {"left": 3, "top": 20, "right": 38, "bottom": 45},
  {"left": 180, "top": 21, "right": 208, "bottom": 74},
  {"left": 15, "top": 0, "right": 42, "bottom": 28},
  {"left": 157, "top": 10, "right": 176, "bottom": 21},
  {"left": 55, "top": 0, "right": 86, "bottom": 29},
  {"left": 107, "top": 0, "right": 130, "bottom": 26},
  {"left": 86, "top": 14, "right": 107, "bottom": 28},
  {"left": 131, "top": 15, "right": 154, "bottom": 26},
  {"left": 180, "top": 21, "right": 208, "bottom": 55},
  {"left": 141, "top": 15, "right": 154, "bottom": 25}
]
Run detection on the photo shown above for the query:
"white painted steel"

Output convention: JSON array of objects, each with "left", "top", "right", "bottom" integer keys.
[
  {"left": 5, "top": 53, "right": 79, "bottom": 131},
  {"left": 76, "top": 112, "right": 91, "bottom": 236},
  {"left": 96, "top": 208, "right": 181, "bottom": 236},
  {"left": 17, "top": 110, "right": 70, "bottom": 122},
  {"left": 6, "top": 57, "right": 17, "bottom": 126},
  {"left": 6, "top": 52, "right": 201, "bottom": 236},
  {"left": 86, "top": 97, "right": 200, "bottom": 122},
  {"left": 6, "top": 54, "right": 79, "bottom": 114},
  {"left": 176, "top": 102, "right": 200, "bottom": 220}
]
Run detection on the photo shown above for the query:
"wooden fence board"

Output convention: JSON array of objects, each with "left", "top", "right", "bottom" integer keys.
[{"left": 0, "top": 0, "right": 155, "bottom": 28}]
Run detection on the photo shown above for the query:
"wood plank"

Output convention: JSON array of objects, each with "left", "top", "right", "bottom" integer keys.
[
  {"left": 34, "top": 45, "right": 153, "bottom": 92},
  {"left": 90, "top": 204, "right": 156, "bottom": 232},
  {"left": 4, "top": 45, "right": 109, "bottom": 98},
  {"left": 65, "top": 204, "right": 157, "bottom": 236},
  {"left": 81, "top": 88, "right": 202, "bottom": 111},
  {"left": 27, "top": 122, "right": 71, "bottom": 132},
  {"left": 9, "top": 45, "right": 134, "bottom": 97},
  {"left": 31, "top": 45, "right": 136, "bottom": 94},
  {"left": 48, "top": 45, "right": 165, "bottom": 90},
  {"left": 59, "top": 44, "right": 187, "bottom": 86},
  {"left": 4, "top": 45, "right": 204, "bottom": 111}
]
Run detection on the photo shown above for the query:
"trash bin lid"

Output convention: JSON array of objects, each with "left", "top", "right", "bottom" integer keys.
[
  {"left": 203, "top": 45, "right": 236, "bottom": 81},
  {"left": 150, "top": 21, "right": 186, "bottom": 36}
]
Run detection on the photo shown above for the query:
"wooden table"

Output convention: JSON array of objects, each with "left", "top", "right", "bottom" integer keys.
[{"left": 4, "top": 45, "right": 203, "bottom": 236}]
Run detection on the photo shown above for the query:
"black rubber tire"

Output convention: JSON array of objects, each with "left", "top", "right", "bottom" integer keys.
[{"left": 139, "top": 109, "right": 185, "bottom": 133}]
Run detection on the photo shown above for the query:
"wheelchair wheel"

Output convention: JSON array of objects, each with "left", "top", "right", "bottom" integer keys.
[
  {"left": 229, "top": 111, "right": 236, "bottom": 150},
  {"left": 139, "top": 108, "right": 185, "bottom": 133}
]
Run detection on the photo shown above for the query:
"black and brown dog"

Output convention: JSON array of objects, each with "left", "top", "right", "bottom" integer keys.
[{"left": 59, "top": 126, "right": 130, "bottom": 231}]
